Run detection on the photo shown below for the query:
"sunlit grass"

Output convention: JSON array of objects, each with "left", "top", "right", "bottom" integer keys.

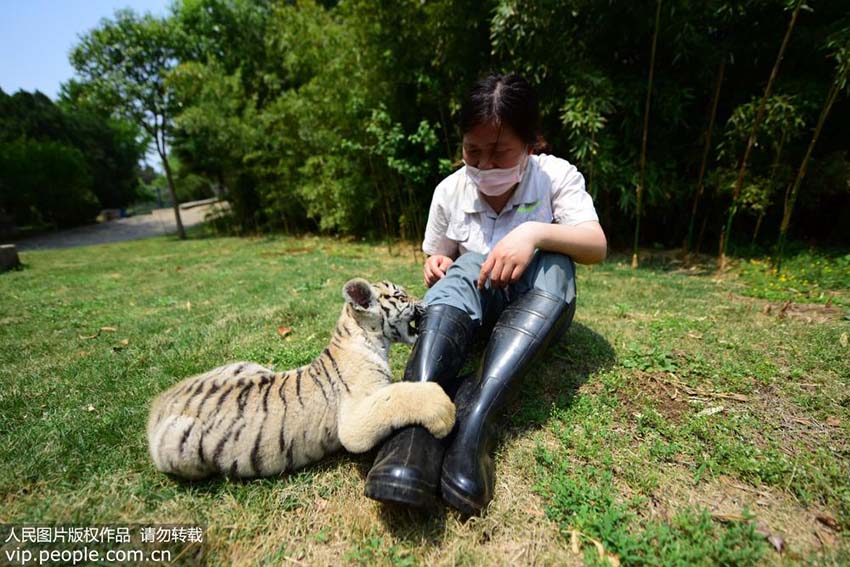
[{"left": 1, "top": 233, "right": 848, "bottom": 565}]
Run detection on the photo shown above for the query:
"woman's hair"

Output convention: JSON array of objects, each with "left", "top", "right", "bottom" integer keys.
[{"left": 459, "top": 73, "right": 546, "bottom": 151}]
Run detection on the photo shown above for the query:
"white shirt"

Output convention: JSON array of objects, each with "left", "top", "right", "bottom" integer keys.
[{"left": 422, "top": 154, "right": 599, "bottom": 257}]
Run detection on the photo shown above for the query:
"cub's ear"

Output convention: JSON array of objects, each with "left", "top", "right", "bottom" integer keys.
[{"left": 342, "top": 278, "right": 375, "bottom": 311}]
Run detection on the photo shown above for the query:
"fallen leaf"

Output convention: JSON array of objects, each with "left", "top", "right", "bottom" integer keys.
[
  {"left": 120, "top": 338, "right": 129, "bottom": 346},
  {"left": 86, "top": 405, "right": 95, "bottom": 412},
  {"left": 277, "top": 326, "right": 292, "bottom": 339},
  {"left": 816, "top": 514, "right": 840, "bottom": 531},
  {"left": 826, "top": 416, "right": 841, "bottom": 427},
  {"left": 840, "top": 332, "right": 848, "bottom": 348},
  {"left": 100, "top": 326, "right": 117, "bottom": 332},
  {"left": 79, "top": 333, "right": 98, "bottom": 340}
]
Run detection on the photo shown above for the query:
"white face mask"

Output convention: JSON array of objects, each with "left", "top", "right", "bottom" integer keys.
[{"left": 464, "top": 151, "right": 530, "bottom": 197}]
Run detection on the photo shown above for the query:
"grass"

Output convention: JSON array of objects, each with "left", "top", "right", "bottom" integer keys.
[
  {"left": 737, "top": 250, "right": 850, "bottom": 308},
  {"left": 1, "top": 231, "right": 848, "bottom": 565}
]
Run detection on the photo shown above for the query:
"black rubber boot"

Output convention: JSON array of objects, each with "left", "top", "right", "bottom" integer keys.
[
  {"left": 440, "top": 289, "right": 575, "bottom": 515},
  {"left": 364, "top": 304, "right": 476, "bottom": 507}
]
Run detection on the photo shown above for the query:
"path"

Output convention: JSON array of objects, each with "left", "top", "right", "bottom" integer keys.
[{"left": 14, "top": 201, "right": 226, "bottom": 252}]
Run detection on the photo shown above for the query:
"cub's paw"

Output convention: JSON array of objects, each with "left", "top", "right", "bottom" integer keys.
[{"left": 415, "top": 382, "right": 456, "bottom": 438}]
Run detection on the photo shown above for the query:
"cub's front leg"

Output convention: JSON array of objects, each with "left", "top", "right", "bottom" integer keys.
[{"left": 337, "top": 382, "right": 455, "bottom": 453}]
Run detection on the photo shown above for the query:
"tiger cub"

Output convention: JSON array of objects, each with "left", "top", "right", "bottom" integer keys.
[{"left": 147, "top": 278, "right": 455, "bottom": 480}]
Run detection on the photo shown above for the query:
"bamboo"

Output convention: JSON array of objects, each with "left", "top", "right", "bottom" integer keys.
[
  {"left": 633, "top": 0, "right": 662, "bottom": 269},
  {"left": 720, "top": 0, "right": 803, "bottom": 268},
  {"left": 777, "top": 80, "right": 842, "bottom": 270}
]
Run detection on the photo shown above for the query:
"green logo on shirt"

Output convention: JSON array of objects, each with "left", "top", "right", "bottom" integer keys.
[{"left": 517, "top": 200, "right": 540, "bottom": 214}]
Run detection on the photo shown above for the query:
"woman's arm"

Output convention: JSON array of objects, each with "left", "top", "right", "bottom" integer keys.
[
  {"left": 477, "top": 220, "right": 607, "bottom": 289},
  {"left": 527, "top": 220, "right": 607, "bottom": 265}
]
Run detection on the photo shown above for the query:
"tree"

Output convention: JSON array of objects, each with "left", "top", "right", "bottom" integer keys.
[{"left": 71, "top": 9, "right": 187, "bottom": 239}]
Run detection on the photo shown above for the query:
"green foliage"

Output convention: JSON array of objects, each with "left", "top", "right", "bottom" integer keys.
[{"left": 70, "top": 10, "right": 184, "bottom": 133}]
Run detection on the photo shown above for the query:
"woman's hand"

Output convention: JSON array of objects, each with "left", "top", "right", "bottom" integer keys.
[
  {"left": 477, "top": 223, "right": 540, "bottom": 289},
  {"left": 424, "top": 254, "right": 454, "bottom": 287}
]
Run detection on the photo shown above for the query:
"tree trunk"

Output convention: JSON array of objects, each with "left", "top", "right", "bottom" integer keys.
[
  {"left": 719, "top": 0, "right": 803, "bottom": 268},
  {"left": 685, "top": 58, "right": 725, "bottom": 254},
  {"left": 777, "top": 79, "right": 842, "bottom": 271},
  {"left": 160, "top": 151, "right": 186, "bottom": 240},
  {"left": 633, "top": 0, "right": 663, "bottom": 269}
]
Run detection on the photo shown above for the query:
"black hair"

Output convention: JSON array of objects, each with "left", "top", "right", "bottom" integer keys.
[{"left": 459, "top": 73, "right": 545, "bottom": 151}]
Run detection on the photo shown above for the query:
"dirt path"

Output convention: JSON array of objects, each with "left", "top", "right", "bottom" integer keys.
[{"left": 14, "top": 202, "right": 224, "bottom": 252}]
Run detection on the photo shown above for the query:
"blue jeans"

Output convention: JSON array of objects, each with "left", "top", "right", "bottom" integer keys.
[{"left": 424, "top": 251, "right": 576, "bottom": 325}]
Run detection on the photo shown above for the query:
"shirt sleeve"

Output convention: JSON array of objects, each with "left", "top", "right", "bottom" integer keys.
[
  {"left": 549, "top": 158, "right": 600, "bottom": 226},
  {"left": 422, "top": 182, "right": 459, "bottom": 257}
]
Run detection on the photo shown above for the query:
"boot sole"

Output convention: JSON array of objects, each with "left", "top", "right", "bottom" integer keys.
[
  {"left": 440, "top": 477, "right": 484, "bottom": 516},
  {"left": 364, "top": 475, "right": 436, "bottom": 508}
]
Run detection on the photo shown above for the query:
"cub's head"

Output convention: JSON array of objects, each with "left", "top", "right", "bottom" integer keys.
[{"left": 342, "top": 278, "right": 423, "bottom": 345}]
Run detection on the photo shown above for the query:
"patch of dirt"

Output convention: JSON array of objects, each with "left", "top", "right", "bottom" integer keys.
[
  {"left": 617, "top": 371, "right": 702, "bottom": 423},
  {"left": 729, "top": 294, "right": 846, "bottom": 323}
]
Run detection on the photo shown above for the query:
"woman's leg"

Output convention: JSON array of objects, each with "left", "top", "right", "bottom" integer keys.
[
  {"left": 440, "top": 252, "right": 577, "bottom": 515},
  {"left": 364, "top": 253, "right": 497, "bottom": 507}
]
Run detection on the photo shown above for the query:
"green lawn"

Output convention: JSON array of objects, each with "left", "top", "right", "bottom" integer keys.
[{"left": 1, "top": 232, "right": 848, "bottom": 566}]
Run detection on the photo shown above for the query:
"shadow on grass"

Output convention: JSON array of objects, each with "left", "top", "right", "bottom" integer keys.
[
  {"left": 606, "top": 250, "right": 719, "bottom": 276},
  {"left": 512, "top": 321, "right": 616, "bottom": 431}
]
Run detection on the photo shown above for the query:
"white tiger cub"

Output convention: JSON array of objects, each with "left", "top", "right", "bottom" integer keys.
[{"left": 147, "top": 278, "right": 455, "bottom": 479}]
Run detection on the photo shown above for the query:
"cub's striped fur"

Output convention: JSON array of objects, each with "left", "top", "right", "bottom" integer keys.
[{"left": 147, "top": 279, "right": 455, "bottom": 479}]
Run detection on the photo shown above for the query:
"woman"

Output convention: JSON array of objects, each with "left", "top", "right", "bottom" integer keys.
[{"left": 365, "top": 74, "right": 607, "bottom": 515}]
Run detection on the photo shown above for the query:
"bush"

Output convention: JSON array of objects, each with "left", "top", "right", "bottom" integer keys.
[{"left": 0, "top": 138, "right": 99, "bottom": 228}]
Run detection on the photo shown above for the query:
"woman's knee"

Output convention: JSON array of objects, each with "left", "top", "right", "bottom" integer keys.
[
  {"left": 523, "top": 251, "right": 576, "bottom": 303},
  {"left": 536, "top": 251, "right": 575, "bottom": 278}
]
